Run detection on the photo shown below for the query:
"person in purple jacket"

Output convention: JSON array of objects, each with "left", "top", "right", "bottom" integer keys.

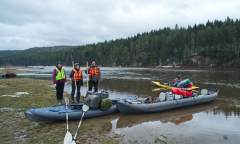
[{"left": 52, "top": 62, "right": 67, "bottom": 105}]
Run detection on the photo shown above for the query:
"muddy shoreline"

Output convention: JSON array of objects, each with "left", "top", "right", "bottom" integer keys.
[{"left": 0, "top": 79, "right": 123, "bottom": 144}]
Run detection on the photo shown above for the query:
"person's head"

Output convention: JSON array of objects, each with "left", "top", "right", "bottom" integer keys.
[
  {"left": 57, "top": 62, "right": 62, "bottom": 68},
  {"left": 92, "top": 60, "right": 96, "bottom": 66},
  {"left": 75, "top": 63, "right": 80, "bottom": 69},
  {"left": 177, "top": 77, "right": 180, "bottom": 80}
]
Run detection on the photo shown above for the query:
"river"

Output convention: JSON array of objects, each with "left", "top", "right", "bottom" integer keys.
[{"left": 9, "top": 66, "right": 240, "bottom": 143}]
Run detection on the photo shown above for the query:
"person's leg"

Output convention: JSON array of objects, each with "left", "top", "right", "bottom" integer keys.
[
  {"left": 88, "top": 80, "right": 93, "bottom": 91},
  {"left": 76, "top": 81, "right": 80, "bottom": 103},
  {"left": 60, "top": 83, "right": 64, "bottom": 104},
  {"left": 71, "top": 81, "right": 75, "bottom": 103},
  {"left": 56, "top": 83, "right": 61, "bottom": 104},
  {"left": 93, "top": 81, "right": 98, "bottom": 92}
]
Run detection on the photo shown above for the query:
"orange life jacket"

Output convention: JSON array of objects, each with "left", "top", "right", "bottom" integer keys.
[
  {"left": 72, "top": 69, "right": 82, "bottom": 81},
  {"left": 89, "top": 67, "right": 99, "bottom": 76}
]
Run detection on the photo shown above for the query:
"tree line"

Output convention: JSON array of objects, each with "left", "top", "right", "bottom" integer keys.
[{"left": 0, "top": 17, "right": 240, "bottom": 67}]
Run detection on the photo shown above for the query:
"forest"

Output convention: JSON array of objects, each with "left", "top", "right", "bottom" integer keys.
[{"left": 0, "top": 17, "right": 240, "bottom": 67}]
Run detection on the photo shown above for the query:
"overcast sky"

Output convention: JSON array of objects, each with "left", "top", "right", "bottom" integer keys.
[{"left": 0, "top": 0, "right": 239, "bottom": 50}]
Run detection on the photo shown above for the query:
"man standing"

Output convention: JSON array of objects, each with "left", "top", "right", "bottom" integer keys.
[
  {"left": 69, "top": 63, "right": 83, "bottom": 103},
  {"left": 52, "top": 62, "right": 67, "bottom": 105},
  {"left": 85, "top": 60, "right": 101, "bottom": 92}
]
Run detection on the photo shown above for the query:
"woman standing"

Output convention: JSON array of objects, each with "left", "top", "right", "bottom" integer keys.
[
  {"left": 52, "top": 62, "right": 67, "bottom": 105},
  {"left": 69, "top": 63, "right": 83, "bottom": 103}
]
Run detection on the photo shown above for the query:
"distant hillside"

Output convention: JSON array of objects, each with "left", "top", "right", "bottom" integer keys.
[
  {"left": 0, "top": 46, "right": 77, "bottom": 58},
  {"left": 0, "top": 50, "right": 21, "bottom": 57},
  {"left": 0, "top": 17, "right": 240, "bottom": 68}
]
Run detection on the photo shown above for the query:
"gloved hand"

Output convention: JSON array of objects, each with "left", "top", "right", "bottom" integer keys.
[
  {"left": 53, "top": 84, "right": 56, "bottom": 87},
  {"left": 65, "top": 82, "right": 67, "bottom": 85},
  {"left": 70, "top": 70, "right": 75, "bottom": 78}
]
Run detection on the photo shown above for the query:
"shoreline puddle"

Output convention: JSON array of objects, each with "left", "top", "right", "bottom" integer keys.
[{"left": 1, "top": 92, "right": 29, "bottom": 97}]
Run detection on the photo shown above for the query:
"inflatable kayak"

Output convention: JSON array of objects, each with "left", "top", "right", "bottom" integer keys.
[
  {"left": 24, "top": 96, "right": 137, "bottom": 121},
  {"left": 151, "top": 81, "right": 199, "bottom": 90},
  {"left": 117, "top": 88, "right": 218, "bottom": 114}
]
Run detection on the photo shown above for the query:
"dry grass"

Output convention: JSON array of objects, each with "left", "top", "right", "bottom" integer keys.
[
  {"left": 0, "top": 64, "right": 29, "bottom": 75},
  {"left": 0, "top": 79, "right": 121, "bottom": 144}
]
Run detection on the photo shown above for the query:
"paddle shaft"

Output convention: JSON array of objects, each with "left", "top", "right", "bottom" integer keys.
[
  {"left": 66, "top": 104, "right": 69, "bottom": 130},
  {"left": 86, "top": 61, "right": 88, "bottom": 90},
  {"left": 72, "top": 61, "right": 77, "bottom": 89},
  {"left": 71, "top": 50, "right": 76, "bottom": 89},
  {"left": 64, "top": 97, "right": 72, "bottom": 144},
  {"left": 73, "top": 112, "right": 86, "bottom": 140},
  {"left": 86, "top": 51, "right": 89, "bottom": 90}
]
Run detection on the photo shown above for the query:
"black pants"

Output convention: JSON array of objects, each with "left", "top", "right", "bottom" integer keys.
[
  {"left": 88, "top": 80, "right": 98, "bottom": 92},
  {"left": 56, "top": 83, "right": 64, "bottom": 100},
  {"left": 71, "top": 81, "right": 81, "bottom": 103}
]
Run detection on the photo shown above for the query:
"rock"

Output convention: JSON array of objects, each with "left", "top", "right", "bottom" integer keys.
[
  {"left": 156, "top": 136, "right": 167, "bottom": 143},
  {"left": 223, "top": 135, "right": 228, "bottom": 139},
  {"left": 104, "top": 134, "right": 109, "bottom": 137},
  {"left": 113, "top": 131, "right": 120, "bottom": 134},
  {"left": 81, "top": 135, "right": 88, "bottom": 140}
]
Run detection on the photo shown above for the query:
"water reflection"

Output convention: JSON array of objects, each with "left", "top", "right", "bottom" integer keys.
[
  {"left": 171, "top": 114, "right": 193, "bottom": 125},
  {"left": 4, "top": 66, "right": 240, "bottom": 143},
  {"left": 116, "top": 101, "right": 218, "bottom": 128}
]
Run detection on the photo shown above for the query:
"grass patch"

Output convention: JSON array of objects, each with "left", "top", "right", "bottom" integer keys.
[
  {"left": 0, "top": 69, "right": 29, "bottom": 75},
  {"left": 0, "top": 78, "right": 120, "bottom": 144}
]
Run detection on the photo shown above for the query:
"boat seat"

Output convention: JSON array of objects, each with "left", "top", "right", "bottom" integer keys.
[
  {"left": 49, "top": 107, "right": 60, "bottom": 112},
  {"left": 68, "top": 104, "right": 83, "bottom": 110}
]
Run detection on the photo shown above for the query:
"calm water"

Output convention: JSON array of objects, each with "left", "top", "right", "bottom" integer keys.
[{"left": 8, "top": 66, "right": 240, "bottom": 143}]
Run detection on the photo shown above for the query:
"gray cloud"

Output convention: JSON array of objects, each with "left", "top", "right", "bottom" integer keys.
[{"left": 0, "top": 0, "right": 239, "bottom": 50}]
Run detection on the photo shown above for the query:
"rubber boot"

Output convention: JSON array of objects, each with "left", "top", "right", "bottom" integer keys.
[
  {"left": 71, "top": 94, "right": 75, "bottom": 103},
  {"left": 58, "top": 100, "right": 61, "bottom": 105},
  {"left": 76, "top": 95, "right": 80, "bottom": 104}
]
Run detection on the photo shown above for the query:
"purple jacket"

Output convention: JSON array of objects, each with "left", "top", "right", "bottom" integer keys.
[{"left": 52, "top": 67, "right": 67, "bottom": 84}]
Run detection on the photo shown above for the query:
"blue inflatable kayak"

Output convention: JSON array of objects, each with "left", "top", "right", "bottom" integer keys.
[{"left": 25, "top": 96, "right": 137, "bottom": 121}]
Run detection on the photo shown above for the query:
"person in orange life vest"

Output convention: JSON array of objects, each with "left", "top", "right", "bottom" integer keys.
[
  {"left": 85, "top": 60, "right": 101, "bottom": 92},
  {"left": 69, "top": 63, "right": 83, "bottom": 103}
]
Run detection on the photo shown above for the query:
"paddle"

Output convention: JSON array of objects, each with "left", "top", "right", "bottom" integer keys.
[
  {"left": 64, "top": 97, "right": 72, "bottom": 144},
  {"left": 71, "top": 50, "right": 77, "bottom": 90},
  {"left": 70, "top": 104, "right": 90, "bottom": 144},
  {"left": 86, "top": 51, "right": 89, "bottom": 90}
]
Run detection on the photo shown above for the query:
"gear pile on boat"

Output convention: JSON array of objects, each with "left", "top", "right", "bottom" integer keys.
[{"left": 117, "top": 88, "right": 219, "bottom": 114}]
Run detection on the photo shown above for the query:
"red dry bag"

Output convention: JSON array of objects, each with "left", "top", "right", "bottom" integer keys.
[
  {"left": 171, "top": 88, "right": 193, "bottom": 97},
  {"left": 187, "top": 83, "right": 193, "bottom": 88}
]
